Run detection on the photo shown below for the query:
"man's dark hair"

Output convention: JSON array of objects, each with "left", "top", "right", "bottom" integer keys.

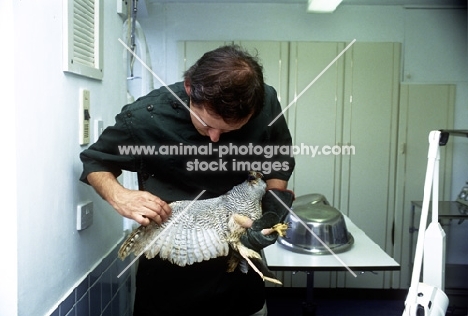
[{"left": 183, "top": 45, "right": 265, "bottom": 124}]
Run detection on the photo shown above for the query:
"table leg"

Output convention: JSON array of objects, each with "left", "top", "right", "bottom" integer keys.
[{"left": 302, "top": 272, "right": 316, "bottom": 316}]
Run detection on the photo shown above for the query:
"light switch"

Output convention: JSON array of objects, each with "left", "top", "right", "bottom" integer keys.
[
  {"left": 77, "top": 201, "right": 93, "bottom": 231},
  {"left": 79, "top": 89, "right": 91, "bottom": 145}
]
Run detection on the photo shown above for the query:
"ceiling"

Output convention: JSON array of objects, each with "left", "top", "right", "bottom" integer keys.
[{"left": 145, "top": 0, "right": 467, "bottom": 6}]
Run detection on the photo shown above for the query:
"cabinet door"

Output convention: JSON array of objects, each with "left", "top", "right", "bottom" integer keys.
[
  {"left": 287, "top": 41, "right": 346, "bottom": 288},
  {"left": 392, "top": 84, "right": 455, "bottom": 289},
  {"left": 340, "top": 43, "right": 401, "bottom": 289},
  {"left": 288, "top": 42, "right": 346, "bottom": 203}
]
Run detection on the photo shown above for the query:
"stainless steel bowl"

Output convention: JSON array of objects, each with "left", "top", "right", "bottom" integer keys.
[
  {"left": 293, "top": 193, "right": 330, "bottom": 207},
  {"left": 278, "top": 203, "right": 354, "bottom": 255}
]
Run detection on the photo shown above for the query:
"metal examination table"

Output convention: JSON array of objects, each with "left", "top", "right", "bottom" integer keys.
[{"left": 263, "top": 215, "right": 400, "bottom": 316}]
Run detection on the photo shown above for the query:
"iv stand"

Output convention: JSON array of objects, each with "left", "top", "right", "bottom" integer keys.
[{"left": 402, "top": 130, "right": 449, "bottom": 316}]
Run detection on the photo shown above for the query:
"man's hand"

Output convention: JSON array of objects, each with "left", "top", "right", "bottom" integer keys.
[
  {"left": 110, "top": 188, "right": 172, "bottom": 226},
  {"left": 87, "top": 172, "right": 172, "bottom": 226},
  {"left": 240, "top": 188, "right": 294, "bottom": 252}
]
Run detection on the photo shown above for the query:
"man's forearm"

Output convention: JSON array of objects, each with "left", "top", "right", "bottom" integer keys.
[
  {"left": 86, "top": 171, "right": 172, "bottom": 225},
  {"left": 87, "top": 172, "right": 125, "bottom": 207}
]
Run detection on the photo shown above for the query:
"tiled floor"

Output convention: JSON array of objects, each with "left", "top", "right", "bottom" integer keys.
[{"left": 265, "top": 288, "right": 468, "bottom": 316}]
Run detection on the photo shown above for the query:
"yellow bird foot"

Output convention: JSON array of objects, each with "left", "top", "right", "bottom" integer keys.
[
  {"left": 261, "top": 223, "right": 289, "bottom": 237},
  {"left": 271, "top": 223, "right": 288, "bottom": 237}
]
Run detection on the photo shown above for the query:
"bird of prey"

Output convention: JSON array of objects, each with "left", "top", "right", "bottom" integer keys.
[{"left": 118, "top": 171, "right": 288, "bottom": 284}]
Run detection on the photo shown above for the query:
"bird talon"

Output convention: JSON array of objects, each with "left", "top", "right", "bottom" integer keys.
[{"left": 271, "top": 223, "right": 288, "bottom": 237}]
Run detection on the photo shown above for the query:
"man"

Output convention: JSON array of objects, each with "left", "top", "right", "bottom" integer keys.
[{"left": 80, "top": 45, "right": 295, "bottom": 316}]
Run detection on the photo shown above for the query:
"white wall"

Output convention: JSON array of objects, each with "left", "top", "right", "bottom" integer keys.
[
  {"left": 139, "top": 2, "right": 468, "bottom": 198},
  {"left": 10, "top": 1, "right": 128, "bottom": 315},
  {"left": 1, "top": 0, "right": 18, "bottom": 315}
]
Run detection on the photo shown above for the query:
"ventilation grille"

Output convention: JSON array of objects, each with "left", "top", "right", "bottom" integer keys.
[
  {"left": 63, "top": 0, "right": 103, "bottom": 80},
  {"left": 73, "top": 0, "right": 96, "bottom": 68}
]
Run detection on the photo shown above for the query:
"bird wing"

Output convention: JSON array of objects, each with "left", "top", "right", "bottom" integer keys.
[
  {"left": 118, "top": 172, "right": 268, "bottom": 269},
  {"left": 118, "top": 197, "right": 232, "bottom": 266}
]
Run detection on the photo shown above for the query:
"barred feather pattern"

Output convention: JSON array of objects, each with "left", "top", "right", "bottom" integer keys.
[{"left": 118, "top": 171, "right": 266, "bottom": 267}]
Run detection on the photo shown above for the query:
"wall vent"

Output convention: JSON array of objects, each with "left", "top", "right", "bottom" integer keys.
[{"left": 63, "top": 0, "right": 103, "bottom": 80}]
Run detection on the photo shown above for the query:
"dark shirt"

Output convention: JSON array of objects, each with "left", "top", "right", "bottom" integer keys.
[{"left": 79, "top": 82, "right": 295, "bottom": 315}]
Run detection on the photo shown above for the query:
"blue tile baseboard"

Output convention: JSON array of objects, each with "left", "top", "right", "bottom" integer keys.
[{"left": 49, "top": 240, "right": 135, "bottom": 316}]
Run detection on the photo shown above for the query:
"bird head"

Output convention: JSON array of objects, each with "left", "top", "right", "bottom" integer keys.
[
  {"left": 247, "top": 170, "right": 263, "bottom": 183},
  {"left": 244, "top": 171, "right": 267, "bottom": 199}
]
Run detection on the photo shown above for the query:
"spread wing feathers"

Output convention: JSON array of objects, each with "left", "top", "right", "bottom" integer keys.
[
  {"left": 119, "top": 199, "right": 233, "bottom": 266},
  {"left": 118, "top": 173, "right": 266, "bottom": 268}
]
